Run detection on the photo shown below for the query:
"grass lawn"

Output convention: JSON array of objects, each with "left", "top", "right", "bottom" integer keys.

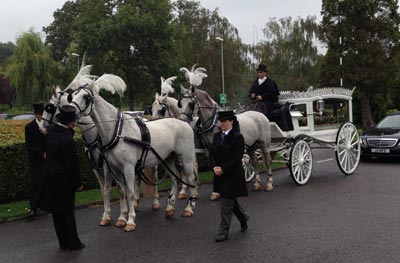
[{"left": 0, "top": 160, "right": 285, "bottom": 221}]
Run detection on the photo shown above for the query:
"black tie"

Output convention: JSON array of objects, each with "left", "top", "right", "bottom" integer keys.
[{"left": 220, "top": 133, "right": 225, "bottom": 145}]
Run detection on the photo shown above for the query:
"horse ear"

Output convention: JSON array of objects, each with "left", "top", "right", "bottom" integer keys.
[{"left": 155, "top": 92, "right": 159, "bottom": 100}]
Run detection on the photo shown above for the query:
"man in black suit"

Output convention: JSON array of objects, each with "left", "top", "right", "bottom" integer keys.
[
  {"left": 25, "top": 102, "right": 46, "bottom": 220},
  {"left": 210, "top": 110, "right": 249, "bottom": 242},
  {"left": 41, "top": 105, "right": 85, "bottom": 251},
  {"left": 249, "top": 64, "right": 280, "bottom": 119}
]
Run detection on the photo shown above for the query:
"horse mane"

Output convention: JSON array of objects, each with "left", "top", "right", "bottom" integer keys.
[{"left": 195, "top": 88, "right": 218, "bottom": 108}]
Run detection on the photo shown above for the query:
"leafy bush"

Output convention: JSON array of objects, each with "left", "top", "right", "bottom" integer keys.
[{"left": 0, "top": 120, "right": 99, "bottom": 203}]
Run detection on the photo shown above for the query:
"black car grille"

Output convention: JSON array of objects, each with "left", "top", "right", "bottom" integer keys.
[{"left": 367, "top": 138, "right": 398, "bottom": 148}]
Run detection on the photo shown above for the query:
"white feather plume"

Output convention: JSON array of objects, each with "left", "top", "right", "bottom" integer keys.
[
  {"left": 161, "top": 76, "right": 177, "bottom": 95},
  {"left": 93, "top": 74, "right": 127, "bottom": 97},
  {"left": 65, "top": 65, "right": 97, "bottom": 91},
  {"left": 179, "top": 64, "right": 207, "bottom": 87}
]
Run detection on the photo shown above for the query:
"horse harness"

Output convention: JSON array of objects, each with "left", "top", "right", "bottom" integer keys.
[{"left": 95, "top": 109, "right": 196, "bottom": 188}]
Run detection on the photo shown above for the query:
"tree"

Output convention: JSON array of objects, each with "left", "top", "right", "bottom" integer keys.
[
  {"left": 320, "top": 0, "right": 400, "bottom": 130},
  {"left": 5, "top": 30, "right": 57, "bottom": 105},
  {"left": 0, "top": 42, "right": 15, "bottom": 67},
  {"left": 254, "top": 16, "right": 323, "bottom": 91}
]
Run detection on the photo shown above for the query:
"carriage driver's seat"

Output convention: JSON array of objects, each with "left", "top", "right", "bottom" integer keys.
[{"left": 269, "top": 102, "right": 294, "bottom": 131}]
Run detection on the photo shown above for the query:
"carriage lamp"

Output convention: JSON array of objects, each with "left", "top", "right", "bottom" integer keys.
[{"left": 317, "top": 99, "right": 325, "bottom": 115}]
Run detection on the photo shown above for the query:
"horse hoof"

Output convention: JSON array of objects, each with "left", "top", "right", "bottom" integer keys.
[
  {"left": 182, "top": 210, "right": 193, "bottom": 217},
  {"left": 123, "top": 224, "right": 136, "bottom": 232},
  {"left": 152, "top": 203, "right": 161, "bottom": 210},
  {"left": 165, "top": 209, "right": 175, "bottom": 218},
  {"left": 252, "top": 186, "right": 261, "bottom": 191},
  {"left": 209, "top": 193, "right": 220, "bottom": 201},
  {"left": 115, "top": 220, "right": 127, "bottom": 227},
  {"left": 265, "top": 185, "right": 274, "bottom": 192},
  {"left": 178, "top": 193, "right": 187, "bottom": 200},
  {"left": 99, "top": 219, "right": 111, "bottom": 226}
]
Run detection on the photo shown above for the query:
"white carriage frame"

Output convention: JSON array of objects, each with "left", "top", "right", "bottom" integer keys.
[{"left": 243, "top": 86, "right": 361, "bottom": 186}]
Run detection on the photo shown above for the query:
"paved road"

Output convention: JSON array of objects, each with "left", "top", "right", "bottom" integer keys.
[{"left": 1, "top": 149, "right": 400, "bottom": 263}]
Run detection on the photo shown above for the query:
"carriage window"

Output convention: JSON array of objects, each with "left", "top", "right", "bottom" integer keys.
[
  {"left": 291, "top": 103, "right": 308, "bottom": 127},
  {"left": 314, "top": 99, "right": 349, "bottom": 130}
]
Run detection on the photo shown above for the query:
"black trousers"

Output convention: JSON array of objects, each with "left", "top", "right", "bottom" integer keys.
[
  {"left": 218, "top": 198, "right": 247, "bottom": 236},
  {"left": 52, "top": 211, "right": 82, "bottom": 250},
  {"left": 29, "top": 177, "right": 42, "bottom": 212}
]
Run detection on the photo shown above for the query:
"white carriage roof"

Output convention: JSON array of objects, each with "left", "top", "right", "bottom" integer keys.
[{"left": 279, "top": 86, "right": 356, "bottom": 101}]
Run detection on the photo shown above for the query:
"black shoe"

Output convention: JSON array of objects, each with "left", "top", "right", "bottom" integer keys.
[
  {"left": 215, "top": 234, "right": 228, "bottom": 242},
  {"left": 69, "top": 243, "right": 85, "bottom": 251},
  {"left": 241, "top": 215, "right": 249, "bottom": 232},
  {"left": 26, "top": 209, "right": 37, "bottom": 221}
]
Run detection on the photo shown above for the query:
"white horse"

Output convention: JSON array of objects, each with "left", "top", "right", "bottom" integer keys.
[
  {"left": 178, "top": 86, "right": 274, "bottom": 192},
  {"left": 39, "top": 86, "right": 133, "bottom": 227},
  {"left": 70, "top": 75, "right": 198, "bottom": 231}
]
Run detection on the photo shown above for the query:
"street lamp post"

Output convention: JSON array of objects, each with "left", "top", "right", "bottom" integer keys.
[
  {"left": 71, "top": 53, "right": 80, "bottom": 72},
  {"left": 216, "top": 37, "right": 225, "bottom": 108}
]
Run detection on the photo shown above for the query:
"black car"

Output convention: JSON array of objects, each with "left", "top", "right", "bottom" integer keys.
[{"left": 361, "top": 112, "right": 400, "bottom": 160}]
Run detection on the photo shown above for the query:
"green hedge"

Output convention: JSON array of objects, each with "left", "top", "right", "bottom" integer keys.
[{"left": 0, "top": 139, "right": 99, "bottom": 204}]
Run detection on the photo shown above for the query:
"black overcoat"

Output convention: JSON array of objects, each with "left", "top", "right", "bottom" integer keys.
[
  {"left": 209, "top": 129, "right": 248, "bottom": 198},
  {"left": 40, "top": 125, "right": 82, "bottom": 213},
  {"left": 25, "top": 120, "right": 46, "bottom": 181},
  {"left": 249, "top": 77, "right": 280, "bottom": 117}
]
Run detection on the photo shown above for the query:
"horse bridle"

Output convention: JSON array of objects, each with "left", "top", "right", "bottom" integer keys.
[
  {"left": 70, "top": 84, "right": 95, "bottom": 116},
  {"left": 42, "top": 91, "right": 65, "bottom": 127},
  {"left": 177, "top": 88, "right": 197, "bottom": 122}
]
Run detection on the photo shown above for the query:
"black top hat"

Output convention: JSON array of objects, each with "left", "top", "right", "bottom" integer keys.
[
  {"left": 32, "top": 102, "right": 44, "bottom": 114},
  {"left": 56, "top": 105, "right": 77, "bottom": 124},
  {"left": 218, "top": 110, "right": 236, "bottom": 121},
  {"left": 256, "top": 64, "right": 268, "bottom": 72}
]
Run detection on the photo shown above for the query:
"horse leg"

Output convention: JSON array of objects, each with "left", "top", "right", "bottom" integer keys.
[
  {"left": 178, "top": 183, "right": 188, "bottom": 200},
  {"left": 133, "top": 175, "right": 141, "bottom": 212},
  {"left": 260, "top": 143, "right": 273, "bottom": 191},
  {"left": 123, "top": 165, "right": 137, "bottom": 232},
  {"left": 94, "top": 169, "right": 112, "bottom": 226},
  {"left": 151, "top": 166, "right": 160, "bottom": 210},
  {"left": 249, "top": 150, "right": 261, "bottom": 191},
  {"left": 114, "top": 179, "right": 128, "bottom": 227},
  {"left": 165, "top": 159, "right": 178, "bottom": 218},
  {"left": 182, "top": 160, "right": 198, "bottom": 217}
]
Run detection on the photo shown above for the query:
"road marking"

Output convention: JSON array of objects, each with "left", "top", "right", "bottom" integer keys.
[{"left": 317, "top": 158, "right": 334, "bottom": 163}]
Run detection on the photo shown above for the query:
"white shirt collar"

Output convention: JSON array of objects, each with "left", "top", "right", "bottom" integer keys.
[
  {"left": 223, "top": 128, "right": 232, "bottom": 135},
  {"left": 258, "top": 76, "right": 267, "bottom": 85},
  {"left": 35, "top": 118, "right": 40, "bottom": 125},
  {"left": 56, "top": 122, "right": 69, "bottom": 129}
]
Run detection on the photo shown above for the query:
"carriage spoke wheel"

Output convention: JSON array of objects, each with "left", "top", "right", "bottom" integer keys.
[
  {"left": 335, "top": 122, "right": 360, "bottom": 175},
  {"left": 289, "top": 140, "right": 313, "bottom": 185},
  {"left": 242, "top": 153, "right": 255, "bottom": 183}
]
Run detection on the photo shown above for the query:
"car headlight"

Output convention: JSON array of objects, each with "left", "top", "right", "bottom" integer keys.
[{"left": 360, "top": 138, "right": 367, "bottom": 145}]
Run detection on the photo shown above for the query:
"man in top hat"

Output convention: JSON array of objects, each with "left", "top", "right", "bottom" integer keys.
[
  {"left": 41, "top": 105, "right": 85, "bottom": 251},
  {"left": 249, "top": 63, "right": 280, "bottom": 119},
  {"left": 25, "top": 102, "right": 46, "bottom": 220},
  {"left": 209, "top": 110, "right": 249, "bottom": 242}
]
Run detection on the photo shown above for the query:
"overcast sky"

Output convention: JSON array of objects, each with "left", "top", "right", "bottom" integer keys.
[{"left": 1, "top": 0, "right": 323, "bottom": 45}]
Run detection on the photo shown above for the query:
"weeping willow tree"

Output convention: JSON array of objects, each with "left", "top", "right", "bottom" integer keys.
[{"left": 6, "top": 29, "right": 56, "bottom": 106}]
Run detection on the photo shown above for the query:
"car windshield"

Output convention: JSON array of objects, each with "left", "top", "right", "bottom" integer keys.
[{"left": 376, "top": 115, "right": 400, "bottom": 128}]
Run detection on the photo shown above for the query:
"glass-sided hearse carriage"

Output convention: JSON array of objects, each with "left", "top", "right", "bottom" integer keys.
[{"left": 243, "top": 86, "right": 361, "bottom": 185}]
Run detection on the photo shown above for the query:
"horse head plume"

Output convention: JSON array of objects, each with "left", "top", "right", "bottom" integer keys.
[
  {"left": 64, "top": 65, "right": 97, "bottom": 92},
  {"left": 93, "top": 74, "right": 127, "bottom": 97},
  {"left": 179, "top": 64, "right": 207, "bottom": 87},
  {"left": 160, "top": 76, "right": 177, "bottom": 96}
]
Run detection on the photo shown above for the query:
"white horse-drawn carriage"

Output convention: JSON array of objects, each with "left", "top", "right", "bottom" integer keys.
[{"left": 242, "top": 86, "right": 361, "bottom": 186}]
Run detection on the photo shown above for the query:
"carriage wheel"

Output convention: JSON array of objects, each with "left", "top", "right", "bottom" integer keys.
[
  {"left": 335, "top": 122, "right": 360, "bottom": 175},
  {"left": 289, "top": 140, "right": 313, "bottom": 185},
  {"left": 242, "top": 153, "right": 255, "bottom": 183}
]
